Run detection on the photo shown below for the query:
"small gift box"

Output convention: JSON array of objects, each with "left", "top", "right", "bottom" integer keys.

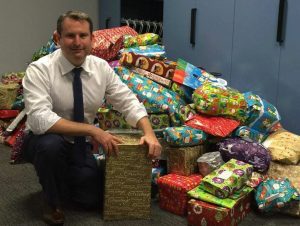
[
  {"left": 166, "top": 145, "right": 206, "bottom": 176},
  {"left": 157, "top": 174, "right": 202, "bottom": 216},
  {"left": 200, "top": 159, "right": 253, "bottom": 199}
]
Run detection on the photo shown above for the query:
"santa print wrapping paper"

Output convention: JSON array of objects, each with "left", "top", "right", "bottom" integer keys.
[
  {"left": 157, "top": 174, "right": 202, "bottom": 216},
  {"left": 187, "top": 193, "right": 252, "bottom": 226}
]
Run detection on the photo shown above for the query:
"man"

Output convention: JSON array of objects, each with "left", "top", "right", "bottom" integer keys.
[{"left": 22, "top": 10, "right": 162, "bottom": 225}]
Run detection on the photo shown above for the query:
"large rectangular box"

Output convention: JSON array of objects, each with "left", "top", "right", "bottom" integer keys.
[
  {"left": 103, "top": 134, "right": 152, "bottom": 220},
  {"left": 187, "top": 192, "right": 252, "bottom": 226}
]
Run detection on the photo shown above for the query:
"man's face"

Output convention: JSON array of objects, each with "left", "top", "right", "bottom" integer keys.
[{"left": 57, "top": 18, "right": 93, "bottom": 66}]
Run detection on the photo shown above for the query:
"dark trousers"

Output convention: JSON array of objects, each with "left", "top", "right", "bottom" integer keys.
[{"left": 22, "top": 132, "right": 102, "bottom": 209}]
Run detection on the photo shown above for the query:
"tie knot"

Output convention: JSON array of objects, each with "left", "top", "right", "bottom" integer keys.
[{"left": 72, "top": 67, "right": 82, "bottom": 76}]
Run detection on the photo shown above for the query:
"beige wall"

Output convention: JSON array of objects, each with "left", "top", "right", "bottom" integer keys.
[{"left": 0, "top": 0, "right": 99, "bottom": 74}]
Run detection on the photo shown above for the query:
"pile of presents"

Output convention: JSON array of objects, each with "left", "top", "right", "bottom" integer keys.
[{"left": 1, "top": 26, "right": 300, "bottom": 224}]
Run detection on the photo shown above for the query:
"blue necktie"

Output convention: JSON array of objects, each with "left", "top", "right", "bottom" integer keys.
[{"left": 72, "top": 67, "right": 86, "bottom": 165}]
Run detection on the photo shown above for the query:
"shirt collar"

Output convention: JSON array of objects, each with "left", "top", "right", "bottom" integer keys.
[{"left": 57, "top": 49, "right": 93, "bottom": 77}]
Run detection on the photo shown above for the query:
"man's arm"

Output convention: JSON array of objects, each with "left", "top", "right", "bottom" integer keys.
[
  {"left": 48, "top": 118, "right": 122, "bottom": 157},
  {"left": 137, "top": 116, "right": 162, "bottom": 158}
]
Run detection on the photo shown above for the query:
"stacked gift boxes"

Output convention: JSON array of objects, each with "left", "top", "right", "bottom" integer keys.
[{"left": 3, "top": 25, "right": 300, "bottom": 223}]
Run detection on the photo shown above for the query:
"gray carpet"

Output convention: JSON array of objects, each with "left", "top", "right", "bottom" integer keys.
[{"left": 0, "top": 144, "right": 299, "bottom": 226}]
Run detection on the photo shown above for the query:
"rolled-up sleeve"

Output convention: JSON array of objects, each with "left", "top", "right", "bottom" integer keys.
[
  {"left": 103, "top": 65, "right": 148, "bottom": 128},
  {"left": 23, "top": 64, "right": 61, "bottom": 134}
]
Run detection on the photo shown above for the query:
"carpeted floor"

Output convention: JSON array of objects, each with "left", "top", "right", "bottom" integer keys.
[{"left": 0, "top": 144, "right": 299, "bottom": 226}]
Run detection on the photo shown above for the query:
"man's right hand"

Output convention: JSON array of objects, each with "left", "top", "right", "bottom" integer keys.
[{"left": 91, "top": 128, "right": 123, "bottom": 157}]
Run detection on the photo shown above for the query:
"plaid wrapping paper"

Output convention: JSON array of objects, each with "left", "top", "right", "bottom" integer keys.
[
  {"left": 193, "top": 83, "right": 248, "bottom": 122},
  {"left": 119, "top": 52, "right": 175, "bottom": 79},
  {"left": 157, "top": 174, "right": 202, "bottom": 216},
  {"left": 91, "top": 26, "right": 137, "bottom": 61},
  {"left": 103, "top": 133, "right": 152, "bottom": 220},
  {"left": 166, "top": 145, "right": 206, "bottom": 176},
  {"left": 97, "top": 108, "right": 170, "bottom": 130},
  {"left": 187, "top": 192, "right": 252, "bottom": 226},
  {"left": 200, "top": 159, "right": 253, "bottom": 199},
  {"left": 114, "top": 66, "right": 186, "bottom": 125},
  {"left": 243, "top": 92, "right": 280, "bottom": 134}
]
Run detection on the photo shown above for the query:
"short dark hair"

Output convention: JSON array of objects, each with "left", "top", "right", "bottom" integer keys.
[{"left": 57, "top": 10, "right": 93, "bottom": 35}]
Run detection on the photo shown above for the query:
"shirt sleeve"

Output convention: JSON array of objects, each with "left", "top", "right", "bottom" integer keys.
[
  {"left": 103, "top": 64, "right": 148, "bottom": 128},
  {"left": 23, "top": 64, "right": 61, "bottom": 134}
]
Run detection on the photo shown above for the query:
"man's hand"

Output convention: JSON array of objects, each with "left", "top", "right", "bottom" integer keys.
[
  {"left": 139, "top": 134, "right": 162, "bottom": 159},
  {"left": 92, "top": 128, "right": 123, "bottom": 157}
]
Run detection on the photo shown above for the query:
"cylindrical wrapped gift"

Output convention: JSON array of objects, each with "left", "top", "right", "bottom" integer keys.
[{"left": 196, "top": 151, "right": 224, "bottom": 177}]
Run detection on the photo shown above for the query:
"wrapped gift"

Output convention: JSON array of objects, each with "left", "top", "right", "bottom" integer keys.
[
  {"left": 114, "top": 66, "right": 186, "bottom": 125},
  {"left": 255, "top": 178, "right": 300, "bottom": 212},
  {"left": 123, "top": 33, "right": 159, "bottom": 48},
  {"left": 188, "top": 185, "right": 253, "bottom": 208},
  {"left": 167, "top": 145, "right": 206, "bottom": 176},
  {"left": 218, "top": 138, "right": 271, "bottom": 173},
  {"left": 172, "top": 58, "right": 227, "bottom": 90},
  {"left": 163, "top": 126, "right": 207, "bottom": 147},
  {"left": 171, "top": 82, "right": 194, "bottom": 103},
  {"left": 103, "top": 133, "right": 152, "bottom": 220},
  {"left": 91, "top": 26, "right": 137, "bottom": 61},
  {"left": 268, "top": 161, "right": 300, "bottom": 217},
  {"left": 263, "top": 129, "right": 300, "bottom": 165},
  {"left": 119, "top": 52, "right": 175, "bottom": 79},
  {"left": 187, "top": 192, "right": 252, "bottom": 226},
  {"left": 185, "top": 114, "right": 240, "bottom": 137},
  {"left": 157, "top": 174, "right": 202, "bottom": 216},
  {"left": 97, "top": 108, "right": 170, "bottom": 130},
  {"left": 197, "top": 151, "right": 224, "bottom": 177},
  {"left": 243, "top": 92, "right": 280, "bottom": 134},
  {"left": 200, "top": 159, "right": 253, "bottom": 199},
  {"left": 0, "top": 83, "right": 20, "bottom": 110},
  {"left": 193, "top": 83, "right": 247, "bottom": 122},
  {"left": 120, "top": 44, "right": 166, "bottom": 59},
  {"left": 234, "top": 126, "right": 267, "bottom": 143},
  {"left": 132, "top": 67, "right": 172, "bottom": 88}
]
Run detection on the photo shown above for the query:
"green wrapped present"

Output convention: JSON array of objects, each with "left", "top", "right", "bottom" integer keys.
[
  {"left": 193, "top": 83, "right": 248, "bottom": 123},
  {"left": 200, "top": 159, "right": 253, "bottom": 198},
  {"left": 188, "top": 185, "right": 253, "bottom": 208}
]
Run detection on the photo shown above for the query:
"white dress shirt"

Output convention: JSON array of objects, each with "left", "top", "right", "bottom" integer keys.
[{"left": 23, "top": 49, "right": 147, "bottom": 135}]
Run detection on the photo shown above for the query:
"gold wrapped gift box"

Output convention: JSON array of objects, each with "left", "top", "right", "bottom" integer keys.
[
  {"left": 103, "top": 133, "right": 152, "bottom": 220},
  {"left": 166, "top": 145, "right": 207, "bottom": 176}
]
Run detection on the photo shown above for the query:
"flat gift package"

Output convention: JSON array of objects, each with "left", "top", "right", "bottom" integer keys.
[
  {"left": 200, "top": 159, "right": 253, "bottom": 199},
  {"left": 166, "top": 145, "right": 206, "bottom": 176},
  {"left": 187, "top": 192, "right": 252, "bottom": 226},
  {"left": 103, "top": 133, "right": 152, "bottom": 220},
  {"left": 157, "top": 174, "right": 202, "bottom": 216}
]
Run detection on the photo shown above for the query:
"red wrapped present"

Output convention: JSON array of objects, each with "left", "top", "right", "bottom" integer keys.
[
  {"left": 187, "top": 193, "right": 252, "bottom": 226},
  {"left": 91, "top": 26, "right": 137, "bottom": 61},
  {"left": 157, "top": 174, "right": 202, "bottom": 216}
]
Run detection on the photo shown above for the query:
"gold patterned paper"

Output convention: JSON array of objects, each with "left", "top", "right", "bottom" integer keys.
[
  {"left": 166, "top": 145, "right": 206, "bottom": 176},
  {"left": 263, "top": 129, "right": 300, "bottom": 164},
  {"left": 103, "top": 133, "right": 152, "bottom": 220}
]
